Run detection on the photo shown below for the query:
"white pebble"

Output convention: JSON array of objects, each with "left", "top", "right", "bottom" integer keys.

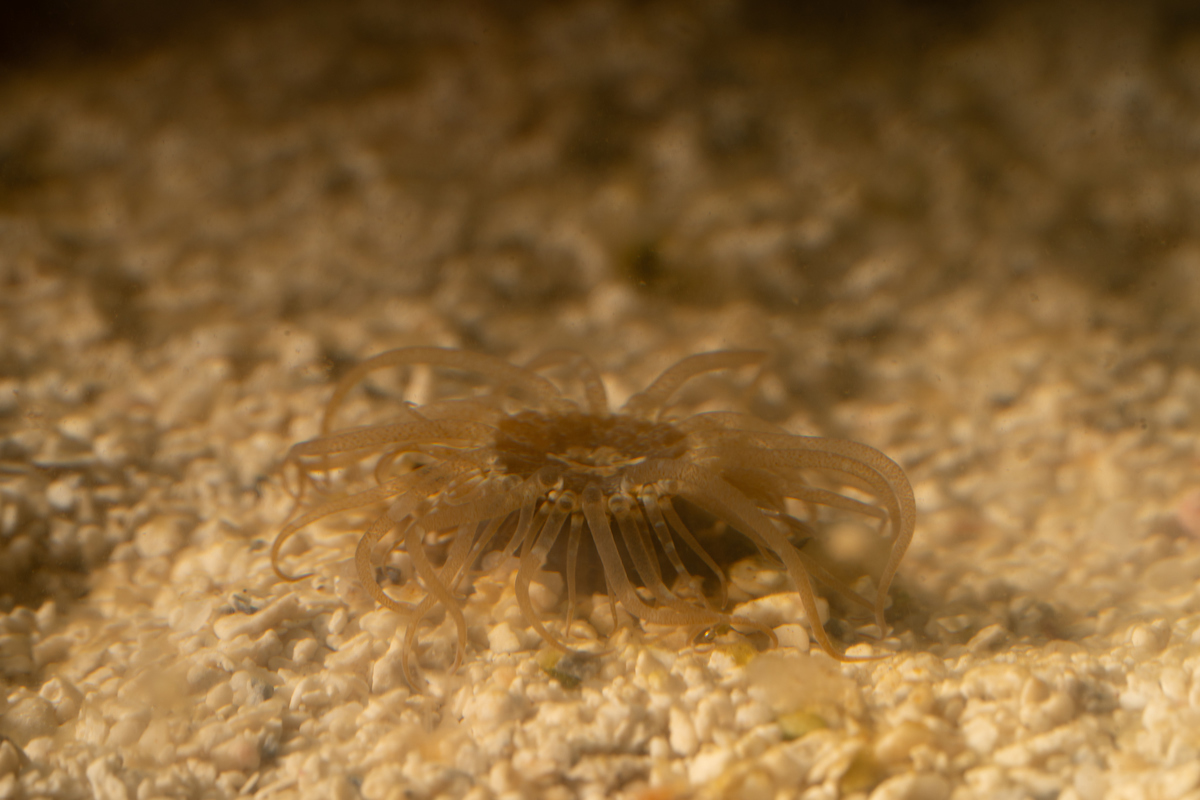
[
  {"left": 75, "top": 709, "right": 109, "bottom": 746},
  {"left": 875, "top": 721, "right": 936, "bottom": 765},
  {"left": 962, "top": 715, "right": 998, "bottom": 754},
  {"left": 0, "top": 740, "right": 21, "bottom": 779},
  {"left": 688, "top": 744, "right": 733, "bottom": 785},
  {"left": 693, "top": 690, "right": 734, "bottom": 744},
  {"left": 1073, "top": 763, "right": 1108, "bottom": 800},
  {"left": 321, "top": 702, "right": 364, "bottom": 741},
  {"left": 38, "top": 678, "right": 83, "bottom": 723},
  {"left": 1159, "top": 762, "right": 1200, "bottom": 800},
  {"left": 32, "top": 634, "right": 71, "bottom": 668},
  {"left": 211, "top": 732, "right": 262, "bottom": 772},
  {"left": 157, "top": 357, "right": 231, "bottom": 427},
  {"left": 213, "top": 595, "right": 301, "bottom": 641},
  {"left": 0, "top": 634, "right": 32, "bottom": 676},
  {"left": 327, "top": 607, "right": 349, "bottom": 637},
  {"left": 966, "top": 624, "right": 1008, "bottom": 654},
  {"left": 487, "top": 623, "right": 524, "bottom": 654},
  {"left": 33, "top": 601, "right": 56, "bottom": 632},
  {"left": 46, "top": 479, "right": 78, "bottom": 513},
  {"left": 669, "top": 705, "right": 698, "bottom": 756},
  {"left": 168, "top": 598, "right": 215, "bottom": 635},
  {"left": 57, "top": 413, "right": 95, "bottom": 442},
  {"left": 292, "top": 637, "right": 321, "bottom": 665},
  {"left": 728, "top": 558, "right": 788, "bottom": 596},
  {"left": 735, "top": 592, "right": 827, "bottom": 628},
  {"left": 0, "top": 694, "right": 57, "bottom": 746},
  {"left": 648, "top": 735, "right": 671, "bottom": 760},
  {"left": 358, "top": 609, "right": 403, "bottom": 641},
  {"left": 221, "top": 629, "right": 283, "bottom": 667},
  {"left": 371, "top": 640, "right": 408, "bottom": 694},
  {"left": 206, "top": 682, "right": 233, "bottom": 711},
  {"left": 1159, "top": 668, "right": 1188, "bottom": 704},
  {"left": 133, "top": 516, "right": 189, "bottom": 559},
  {"left": 774, "top": 623, "right": 811, "bottom": 651},
  {"left": 734, "top": 699, "right": 773, "bottom": 730},
  {"left": 1129, "top": 623, "right": 1169, "bottom": 655},
  {"left": 93, "top": 432, "right": 135, "bottom": 466},
  {"left": 1019, "top": 677, "right": 1075, "bottom": 733},
  {"left": 106, "top": 710, "right": 150, "bottom": 748},
  {"left": 465, "top": 688, "right": 519, "bottom": 726},
  {"left": 869, "top": 772, "right": 951, "bottom": 800},
  {"left": 86, "top": 756, "right": 129, "bottom": 800},
  {"left": 187, "top": 664, "right": 228, "bottom": 694}
]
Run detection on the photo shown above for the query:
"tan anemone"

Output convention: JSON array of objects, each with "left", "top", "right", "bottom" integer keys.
[{"left": 272, "top": 347, "right": 916, "bottom": 685}]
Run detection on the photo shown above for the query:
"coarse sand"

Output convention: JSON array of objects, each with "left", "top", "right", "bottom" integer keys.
[{"left": 3, "top": 2, "right": 1200, "bottom": 798}]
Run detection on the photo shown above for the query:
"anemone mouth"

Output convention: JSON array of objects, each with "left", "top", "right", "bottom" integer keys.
[{"left": 493, "top": 410, "right": 689, "bottom": 492}]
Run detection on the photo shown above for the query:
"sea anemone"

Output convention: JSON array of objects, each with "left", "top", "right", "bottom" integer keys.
[{"left": 272, "top": 347, "right": 915, "bottom": 684}]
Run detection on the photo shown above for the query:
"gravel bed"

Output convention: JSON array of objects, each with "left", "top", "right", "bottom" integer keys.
[{"left": 2, "top": 2, "right": 1200, "bottom": 799}]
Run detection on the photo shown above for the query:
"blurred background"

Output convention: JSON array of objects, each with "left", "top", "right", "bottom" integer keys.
[{"left": 3, "top": 0, "right": 1200, "bottom": 346}]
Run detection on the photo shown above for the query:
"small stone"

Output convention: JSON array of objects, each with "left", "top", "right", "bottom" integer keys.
[
  {"left": 735, "top": 592, "right": 828, "bottom": 628},
  {"left": 0, "top": 740, "right": 25, "bottom": 779},
  {"left": 292, "top": 637, "right": 321, "bottom": 665},
  {"left": 1019, "top": 677, "right": 1075, "bottom": 733},
  {"left": 93, "top": 432, "right": 135, "bottom": 466},
  {"left": 668, "top": 705, "right": 698, "bottom": 756},
  {"left": 875, "top": 721, "right": 937, "bottom": 765},
  {"left": 465, "top": 688, "right": 519, "bottom": 726},
  {"left": 370, "top": 640, "right": 408, "bottom": 694},
  {"left": 213, "top": 595, "right": 301, "bottom": 641},
  {"left": 967, "top": 624, "right": 1008, "bottom": 654},
  {"left": 1073, "top": 763, "right": 1108, "bottom": 800},
  {"left": 487, "top": 622, "right": 524, "bottom": 654},
  {"left": 774, "top": 623, "right": 812, "bottom": 651},
  {"left": 211, "top": 732, "right": 262, "bottom": 772},
  {"left": 134, "top": 516, "right": 192, "bottom": 559},
  {"left": 734, "top": 699, "right": 773, "bottom": 730},
  {"left": 327, "top": 607, "right": 349, "bottom": 637},
  {"left": 34, "top": 600, "right": 56, "bottom": 632},
  {"left": 1129, "top": 622, "right": 1169, "bottom": 656},
  {"left": 106, "top": 709, "right": 150, "bottom": 748},
  {"left": 168, "top": 597, "right": 215, "bottom": 635},
  {"left": 321, "top": 702, "right": 364, "bottom": 741},
  {"left": 39, "top": 678, "right": 84, "bottom": 723},
  {"left": 1160, "top": 763, "right": 1200, "bottom": 799},
  {"left": 778, "top": 710, "right": 826, "bottom": 740},
  {"left": 0, "top": 634, "right": 33, "bottom": 676},
  {"left": 648, "top": 735, "right": 670, "bottom": 760},
  {"left": 206, "top": 682, "right": 234, "bottom": 711},
  {"left": 724, "top": 767, "right": 777, "bottom": 800},
  {"left": 729, "top": 558, "right": 789, "bottom": 597},
  {"left": 358, "top": 609, "right": 403, "bottom": 641},
  {"left": 688, "top": 744, "right": 733, "bottom": 785},
  {"left": 188, "top": 663, "right": 230, "bottom": 694},
  {"left": 57, "top": 413, "right": 95, "bottom": 442},
  {"left": 1159, "top": 668, "right": 1188, "bottom": 704},
  {"left": 692, "top": 691, "right": 734, "bottom": 744},
  {"left": 962, "top": 715, "right": 998, "bottom": 755},
  {"left": 0, "top": 695, "right": 58, "bottom": 746},
  {"left": 32, "top": 634, "right": 71, "bottom": 668},
  {"left": 869, "top": 772, "right": 951, "bottom": 800},
  {"left": 46, "top": 479, "right": 78, "bottom": 513},
  {"left": 86, "top": 756, "right": 130, "bottom": 800}
]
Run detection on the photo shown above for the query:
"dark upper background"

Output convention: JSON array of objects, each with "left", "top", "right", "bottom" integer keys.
[{"left": 2, "top": 0, "right": 1199, "bottom": 353}]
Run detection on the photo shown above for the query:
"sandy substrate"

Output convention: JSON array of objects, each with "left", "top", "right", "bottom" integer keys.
[{"left": 3, "top": 2, "right": 1200, "bottom": 798}]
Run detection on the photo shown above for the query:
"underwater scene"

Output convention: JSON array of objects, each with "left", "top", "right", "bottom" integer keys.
[{"left": 2, "top": 2, "right": 1199, "bottom": 798}]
